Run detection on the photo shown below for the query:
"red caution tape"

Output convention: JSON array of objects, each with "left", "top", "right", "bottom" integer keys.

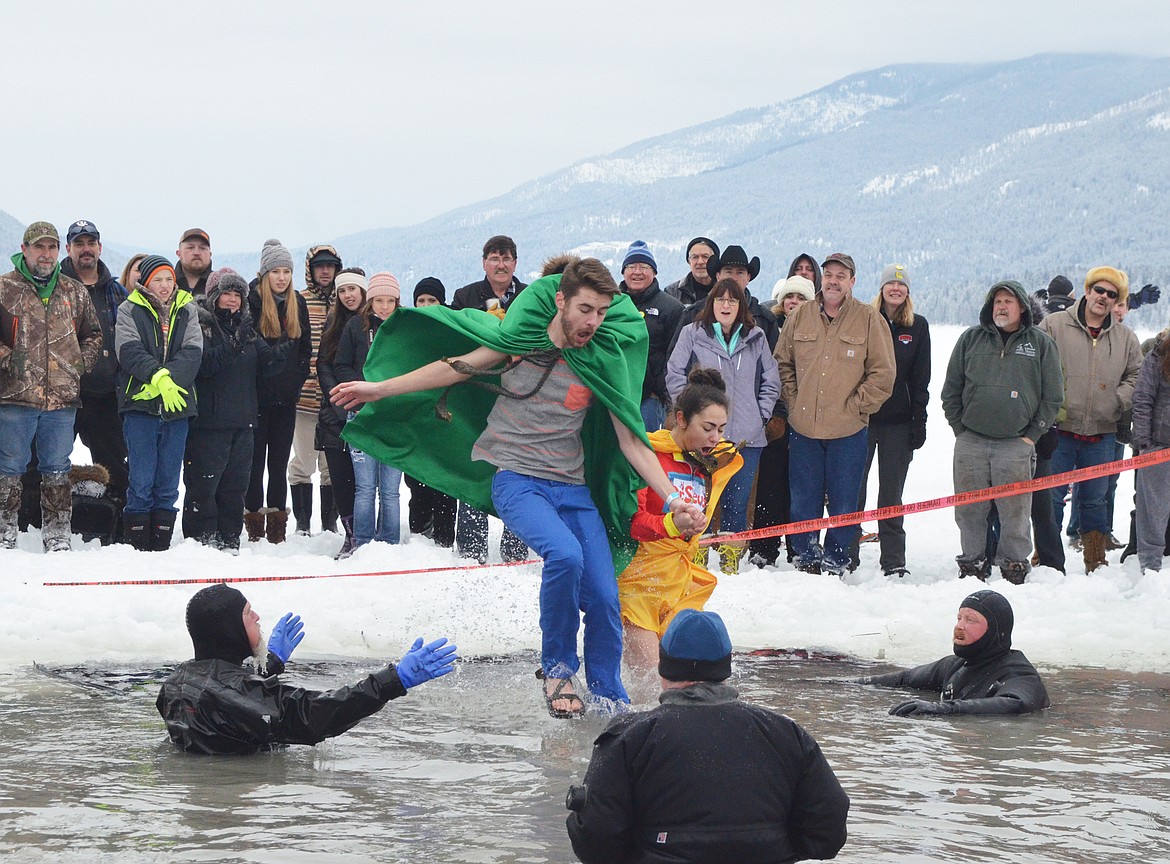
[
  {"left": 700, "top": 447, "right": 1170, "bottom": 546},
  {"left": 43, "top": 557, "right": 542, "bottom": 588}
]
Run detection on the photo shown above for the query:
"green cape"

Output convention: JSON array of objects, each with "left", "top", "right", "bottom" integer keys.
[{"left": 343, "top": 273, "right": 650, "bottom": 572}]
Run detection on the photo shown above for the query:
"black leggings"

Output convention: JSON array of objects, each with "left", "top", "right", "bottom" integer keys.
[
  {"left": 245, "top": 404, "right": 297, "bottom": 512},
  {"left": 323, "top": 446, "right": 355, "bottom": 520}
]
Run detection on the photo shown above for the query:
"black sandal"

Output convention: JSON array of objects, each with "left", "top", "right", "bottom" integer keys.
[{"left": 536, "top": 668, "right": 585, "bottom": 719}]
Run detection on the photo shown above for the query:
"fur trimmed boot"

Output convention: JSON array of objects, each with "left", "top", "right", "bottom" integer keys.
[
  {"left": 0, "top": 474, "right": 22, "bottom": 549},
  {"left": 40, "top": 471, "right": 73, "bottom": 553},
  {"left": 1080, "top": 530, "right": 1108, "bottom": 573},
  {"left": 244, "top": 510, "right": 266, "bottom": 543},
  {"left": 266, "top": 508, "right": 289, "bottom": 544}
]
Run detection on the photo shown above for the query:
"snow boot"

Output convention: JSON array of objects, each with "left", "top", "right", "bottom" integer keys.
[
  {"left": 124, "top": 510, "right": 152, "bottom": 551},
  {"left": 1080, "top": 530, "right": 1108, "bottom": 573},
  {"left": 957, "top": 556, "right": 991, "bottom": 581},
  {"left": 150, "top": 510, "right": 177, "bottom": 551},
  {"left": 335, "top": 515, "right": 357, "bottom": 560},
  {"left": 244, "top": 510, "right": 266, "bottom": 543},
  {"left": 319, "top": 485, "right": 338, "bottom": 534},
  {"left": 266, "top": 508, "right": 289, "bottom": 544},
  {"left": 1119, "top": 508, "right": 1137, "bottom": 564},
  {"left": 0, "top": 474, "right": 23, "bottom": 549},
  {"left": 290, "top": 483, "right": 313, "bottom": 536},
  {"left": 717, "top": 542, "right": 745, "bottom": 575},
  {"left": 1000, "top": 560, "right": 1029, "bottom": 585},
  {"left": 40, "top": 471, "right": 73, "bottom": 553}
]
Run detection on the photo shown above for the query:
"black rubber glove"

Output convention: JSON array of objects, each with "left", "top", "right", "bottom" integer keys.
[
  {"left": 908, "top": 422, "right": 927, "bottom": 451},
  {"left": 890, "top": 699, "right": 953, "bottom": 717}
]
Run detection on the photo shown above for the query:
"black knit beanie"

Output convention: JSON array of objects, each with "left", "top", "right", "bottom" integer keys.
[
  {"left": 413, "top": 276, "right": 447, "bottom": 306},
  {"left": 186, "top": 584, "right": 253, "bottom": 663}
]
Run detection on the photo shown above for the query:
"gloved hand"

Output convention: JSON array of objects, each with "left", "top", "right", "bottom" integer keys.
[
  {"left": 267, "top": 613, "right": 305, "bottom": 663},
  {"left": 152, "top": 368, "right": 188, "bottom": 412},
  {"left": 765, "top": 416, "right": 787, "bottom": 443},
  {"left": 889, "top": 699, "right": 953, "bottom": 717},
  {"left": 1128, "top": 283, "right": 1161, "bottom": 310},
  {"left": 395, "top": 636, "right": 458, "bottom": 689},
  {"left": 908, "top": 423, "right": 927, "bottom": 451},
  {"left": 0, "top": 302, "right": 15, "bottom": 349},
  {"left": 132, "top": 380, "right": 161, "bottom": 402},
  {"left": 236, "top": 320, "right": 257, "bottom": 344}
]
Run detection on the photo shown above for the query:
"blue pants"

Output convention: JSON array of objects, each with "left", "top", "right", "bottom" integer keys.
[
  {"left": 1050, "top": 432, "right": 1114, "bottom": 536},
  {"left": 788, "top": 428, "right": 868, "bottom": 570},
  {"left": 122, "top": 412, "right": 188, "bottom": 514},
  {"left": 351, "top": 446, "right": 401, "bottom": 545},
  {"left": 0, "top": 405, "right": 75, "bottom": 476},
  {"left": 491, "top": 470, "right": 628, "bottom": 704},
  {"left": 719, "top": 444, "right": 763, "bottom": 533},
  {"left": 640, "top": 396, "right": 666, "bottom": 433}
]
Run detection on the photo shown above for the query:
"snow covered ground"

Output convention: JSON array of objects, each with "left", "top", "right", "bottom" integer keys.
[{"left": 3, "top": 326, "right": 1168, "bottom": 674}]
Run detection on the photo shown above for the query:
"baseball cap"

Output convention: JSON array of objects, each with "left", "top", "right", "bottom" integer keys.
[{"left": 66, "top": 220, "right": 100, "bottom": 243}]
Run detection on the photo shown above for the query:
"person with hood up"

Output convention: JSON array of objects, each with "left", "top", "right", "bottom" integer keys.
[
  {"left": 941, "top": 281, "right": 1063, "bottom": 584},
  {"left": 115, "top": 255, "right": 202, "bottom": 551},
  {"left": 666, "top": 278, "right": 780, "bottom": 575},
  {"left": 156, "top": 582, "right": 457, "bottom": 755},
  {"left": 182, "top": 269, "right": 290, "bottom": 550},
  {"left": 244, "top": 240, "right": 312, "bottom": 544},
  {"left": 618, "top": 367, "right": 742, "bottom": 675},
  {"left": 860, "top": 589, "right": 1050, "bottom": 716},
  {"left": 289, "top": 245, "right": 344, "bottom": 537},
  {"left": 566, "top": 609, "right": 849, "bottom": 864},
  {"left": 618, "top": 241, "right": 683, "bottom": 432}
]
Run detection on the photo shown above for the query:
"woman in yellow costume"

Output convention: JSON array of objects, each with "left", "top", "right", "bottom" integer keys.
[{"left": 620, "top": 367, "right": 743, "bottom": 673}]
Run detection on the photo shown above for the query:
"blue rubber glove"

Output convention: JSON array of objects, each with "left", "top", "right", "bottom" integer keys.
[
  {"left": 395, "top": 636, "right": 458, "bottom": 689},
  {"left": 267, "top": 613, "right": 305, "bottom": 663}
]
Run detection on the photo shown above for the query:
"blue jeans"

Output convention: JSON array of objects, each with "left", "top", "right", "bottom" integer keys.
[
  {"left": 1050, "top": 432, "right": 1114, "bottom": 536},
  {"left": 351, "top": 446, "right": 401, "bottom": 545},
  {"left": 719, "top": 445, "right": 763, "bottom": 533},
  {"left": 788, "top": 428, "right": 868, "bottom": 570},
  {"left": 640, "top": 396, "right": 666, "bottom": 433},
  {"left": 122, "top": 412, "right": 189, "bottom": 514},
  {"left": 491, "top": 470, "right": 628, "bottom": 704},
  {"left": 0, "top": 405, "right": 76, "bottom": 476}
]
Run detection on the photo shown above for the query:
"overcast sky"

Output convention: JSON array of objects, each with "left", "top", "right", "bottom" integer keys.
[{"left": 4, "top": 1, "right": 1168, "bottom": 254}]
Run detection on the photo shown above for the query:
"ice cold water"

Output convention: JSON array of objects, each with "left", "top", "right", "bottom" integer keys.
[{"left": 2, "top": 654, "right": 1168, "bottom": 863}]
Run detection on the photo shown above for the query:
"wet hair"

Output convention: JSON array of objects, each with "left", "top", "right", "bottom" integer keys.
[
  {"left": 482, "top": 235, "right": 517, "bottom": 259},
  {"left": 120, "top": 253, "right": 147, "bottom": 290},
  {"left": 694, "top": 278, "right": 755, "bottom": 333},
  {"left": 256, "top": 270, "right": 303, "bottom": 340},
  {"left": 871, "top": 288, "right": 916, "bottom": 327},
  {"left": 559, "top": 257, "right": 618, "bottom": 301},
  {"left": 319, "top": 267, "right": 367, "bottom": 364},
  {"left": 673, "top": 367, "right": 730, "bottom": 422}
]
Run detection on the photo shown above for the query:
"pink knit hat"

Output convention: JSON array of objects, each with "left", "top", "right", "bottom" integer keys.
[{"left": 366, "top": 272, "right": 400, "bottom": 300}]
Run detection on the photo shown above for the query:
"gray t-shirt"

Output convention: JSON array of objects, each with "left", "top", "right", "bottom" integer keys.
[{"left": 472, "top": 355, "right": 593, "bottom": 484}]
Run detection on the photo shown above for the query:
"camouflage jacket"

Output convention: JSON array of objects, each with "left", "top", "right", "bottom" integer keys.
[{"left": 0, "top": 259, "right": 103, "bottom": 410}]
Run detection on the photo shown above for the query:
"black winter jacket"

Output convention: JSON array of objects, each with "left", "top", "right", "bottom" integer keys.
[
  {"left": 314, "top": 306, "right": 362, "bottom": 452},
  {"left": 450, "top": 276, "right": 527, "bottom": 312},
  {"left": 156, "top": 657, "right": 408, "bottom": 755},
  {"left": 567, "top": 683, "right": 849, "bottom": 864},
  {"left": 866, "top": 649, "right": 1050, "bottom": 714},
  {"left": 248, "top": 289, "right": 312, "bottom": 408},
  {"left": 662, "top": 273, "right": 711, "bottom": 307},
  {"left": 870, "top": 310, "right": 931, "bottom": 428},
  {"left": 334, "top": 313, "right": 384, "bottom": 384},
  {"left": 622, "top": 279, "right": 684, "bottom": 403},
  {"left": 190, "top": 300, "right": 288, "bottom": 431},
  {"left": 61, "top": 258, "right": 127, "bottom": 396}
]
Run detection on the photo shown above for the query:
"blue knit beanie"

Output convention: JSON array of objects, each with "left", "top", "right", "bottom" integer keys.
[
  {"left": 622, "top": 240, "right": 657, "bottom": 274},
  {"left": 659, "top": 609, "right": 733, "bottom": 682}
]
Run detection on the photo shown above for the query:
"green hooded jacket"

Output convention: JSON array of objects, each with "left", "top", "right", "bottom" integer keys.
[{"left": 343, "top": 273, "right": 649, "bottom": 572}]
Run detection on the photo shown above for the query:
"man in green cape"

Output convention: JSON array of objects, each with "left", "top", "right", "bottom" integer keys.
[{"left": 335, "top": 257, "right": 704, "bottom": 718}]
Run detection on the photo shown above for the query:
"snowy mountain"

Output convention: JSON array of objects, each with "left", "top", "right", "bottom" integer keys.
[{"left": 324, "top": 53, "right": 1170, "bottom": 327}]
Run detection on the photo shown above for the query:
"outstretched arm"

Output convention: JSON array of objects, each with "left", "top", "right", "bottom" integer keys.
[
  {"left": 331, "top": 344, "right": 508, "bottom": 410},
  {"left": 611, "top": 413, "right": 705, "bottom": 534}
]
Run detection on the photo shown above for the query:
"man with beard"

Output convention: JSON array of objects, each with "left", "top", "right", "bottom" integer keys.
[
  {"left": 0, "top": 222, "right": 103, "bottom": 551},
  {"left": 449, "top": 235, "right": 529, "bottom": 564},
  {"left": 860, "top": 590, "right": 1049, "bottom": 716},
  {"left": 175, "top": 227, "right": 212, "bottom": 296},
  {"left": 332, "top": 257, "right": 705, "bottom": 718},
  {"left": 942, "top": 282, "right": 1063, "bottom": 584},
  {"left": 156, "top": 583, "right": 457, "bottom": 754},
  {"left": 61, "top": 221, "right": 129, "bottom": 534}
]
